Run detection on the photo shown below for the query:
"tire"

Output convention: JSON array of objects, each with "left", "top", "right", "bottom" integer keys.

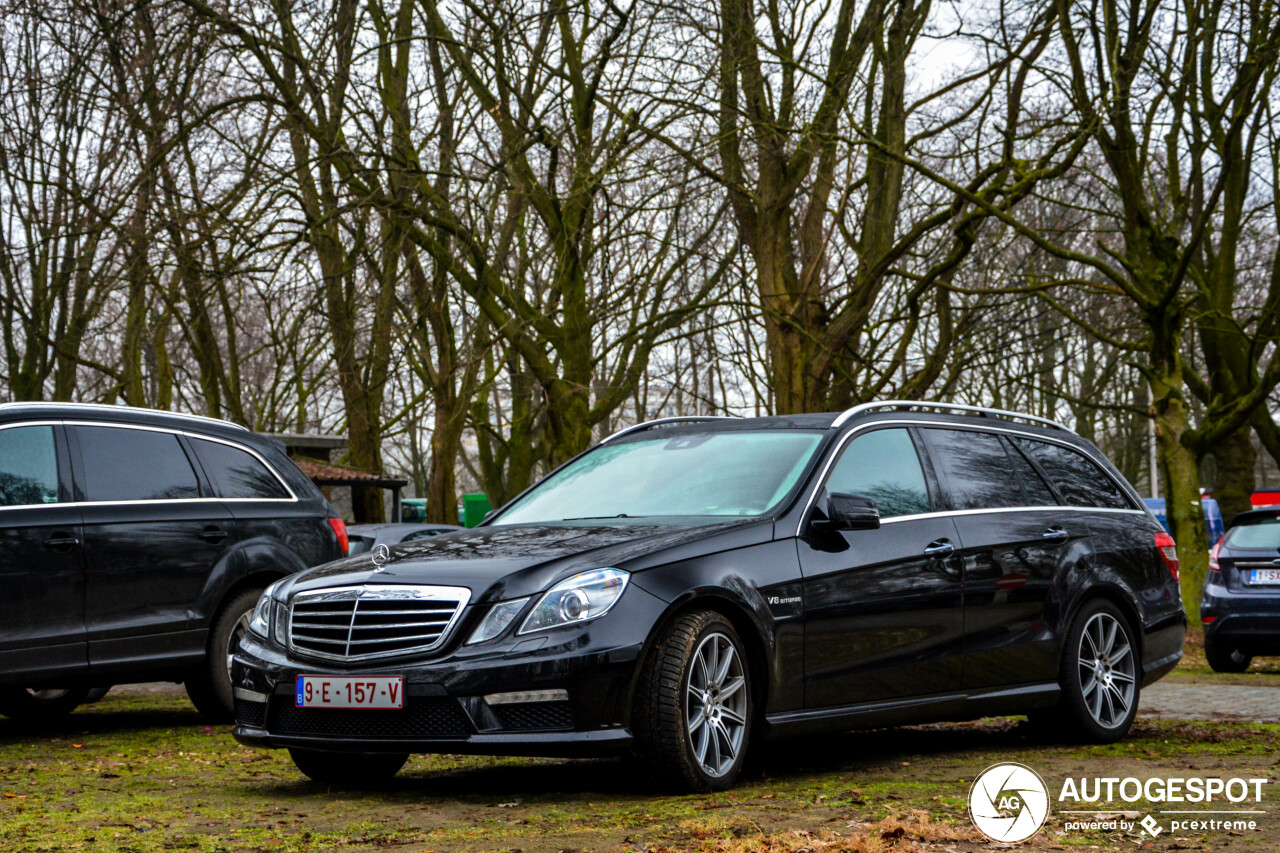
[
  {"left": 288, "top": 749, "right": 409, "bottom": 786},
  {"left": 1040, "top": 599, "right": 1141, "bottom": 743},
  {"left": 0, "top": 687, "right": 91, "bottom": 722},
  {"left": 1204, "top": 637, "right": 1252, "bottom": 673},
  {"left": 632, "top": 610, "right": 753, "bottom": 792},
  {"left": 186, "top": 588, "right": 263, "bottom": 722}
]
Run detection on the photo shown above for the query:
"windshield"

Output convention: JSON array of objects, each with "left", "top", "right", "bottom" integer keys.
[
  {"left": 1225, "top": 518, "right": 1280, "bottom": 550},
  {"left": 494, "top": 430, "right": 824, "bottom": 524}
]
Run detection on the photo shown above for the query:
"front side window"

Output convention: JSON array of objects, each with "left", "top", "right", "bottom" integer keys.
[
  {"left": 78, "top": 426, "right": 200, "bottom": 502},
  {"left": 191, "top": 438, "right": 289, "bottom": 500},
  {"left": 824, "top": 428, "right": 930, "bottom": 518},
  {"left": 924, "top": 428, "right": 1027, "bottom": 510},
  {"left": 496, "top": 430, "right": 824, "bottom": 524},
  {"left": 0, "top": 425, "right": 59, "bottom": 507},
  {"left": 1014, "top": 438, "right": 1130, "bottom": 510}
]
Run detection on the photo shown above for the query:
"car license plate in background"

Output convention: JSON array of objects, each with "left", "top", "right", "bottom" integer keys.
[
  {"left": 296, "top": 675, "right": 404, "bottom": 709},
  {"left": 1251, "top": 569, "right": 1280, "bottom": 585}
]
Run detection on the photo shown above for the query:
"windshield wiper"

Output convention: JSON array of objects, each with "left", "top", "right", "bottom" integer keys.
[{"left": 562, "top": 513, "right": 648, "bottom": 521}]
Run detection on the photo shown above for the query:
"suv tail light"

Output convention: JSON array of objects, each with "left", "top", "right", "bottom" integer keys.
[
  {"left": 1155, "top": 531, "right": 1179, "bottom": 581},
  {"left": 328, "top": 517, "right": 349, "bottom": 555},
  {"left": 1208, "top": 540, "right": 1222, "bottom": 573}
]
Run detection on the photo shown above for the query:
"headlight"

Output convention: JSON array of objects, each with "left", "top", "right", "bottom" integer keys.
[
  {"left": 519, "top": 568, "right": 629, "bottom": 634},
  {"left": 248, "top": 580, "right": 283, "bottom": 639},
  {"left": 466, "top": 597, "right": 530, "bottom": 645}
]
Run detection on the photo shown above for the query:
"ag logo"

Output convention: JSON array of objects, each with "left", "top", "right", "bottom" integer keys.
[{"left": 968, "top": 762, "right": 1050, "bottom": 843}]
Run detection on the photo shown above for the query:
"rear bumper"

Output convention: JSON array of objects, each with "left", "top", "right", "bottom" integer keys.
[
  {"left": 1201, "top": 586, "right": 1280, "bottom": 651},
  {"left": 1141, "top": 610, "right": 1186, "bottom": 686}
]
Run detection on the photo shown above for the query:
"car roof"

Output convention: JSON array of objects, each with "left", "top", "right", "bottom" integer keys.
[
  {"left": 0, "top": 401, "right": 251, "bottom": 435},
  {"left": 602, "top": 402, "right": 1075, "bottom": 444},
  {"left": 1227, "top": 505, "right": 1280, "bottom": 529}
]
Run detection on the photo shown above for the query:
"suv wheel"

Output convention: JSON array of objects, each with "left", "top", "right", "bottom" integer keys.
[
  {"left": 288, "top": 749, "right": 409, "bottom": 786},
  {"left": 1039, "top": 600, "right": 1140, "bottom": 743},
  {"left": 0, "top": 687, "right": 91, "bottom": 722},
  {"left": 633, "top": 611, "right": 753, "bottom": 792},
  {"left": 1204, "top": 636, "right": 1252, "bottom": 673},
  {"left": 186, "top": 588, "right": 262, "bottom": 722}
]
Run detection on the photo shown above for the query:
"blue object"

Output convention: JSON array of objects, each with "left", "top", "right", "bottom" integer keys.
[{"left": 1142, "top": 497, "right": 1224, "bottom": 545}]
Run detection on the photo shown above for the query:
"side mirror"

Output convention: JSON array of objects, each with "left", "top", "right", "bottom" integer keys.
[{"left": 812, "top": 493, "right": 881, "bottom": 532}]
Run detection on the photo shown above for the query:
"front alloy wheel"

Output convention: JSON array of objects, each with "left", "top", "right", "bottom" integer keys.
[
  {"left": 634, "top": 611, "right": 754, "bottom": 791},
  {"left": 686, "top": 633, "right": 748, "bottom": 778}
]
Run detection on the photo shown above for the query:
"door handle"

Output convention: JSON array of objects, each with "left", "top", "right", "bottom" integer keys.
[
  {"left": 1042, "top": 527, "right": 1070, "bottom": 544},
  {"left": 923, "top": 539, "right": 956, "bottom": 559},
  {"left": 43, "top": 535, "right": 79, "bottom": 551},
  {"left": 199, "top": 526, "right": 228, "bottom": 544}
]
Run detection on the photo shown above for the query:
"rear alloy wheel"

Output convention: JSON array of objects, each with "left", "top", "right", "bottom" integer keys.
[
  {"left": 1204, "top": 637, "right": 1252, "bottom": 673},
  {"left": 633, "top": 611, "right": 753, "bottom": 791},
  {"left": 288, "top": 749, "right": 409, "bottom": 786},
  {"left": 1047, "top": 600, "right": 1140, "bottom": 743},
  {"left": 186, "top": 588, "right": 263, "bottom": 722},
  {"left": 0, "top": 687, "right": 91, "bottom": 722}
]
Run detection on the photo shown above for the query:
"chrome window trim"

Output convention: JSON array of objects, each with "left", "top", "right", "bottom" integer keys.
[
  {"left": 287, "top": 584, "right": 472, "bottom": 663},
  {"left": 794, "top": 418, "right": 1142, "bottom": 537},
  {"left": 64, "top": 419, "right": 298, "bottom": 503}
]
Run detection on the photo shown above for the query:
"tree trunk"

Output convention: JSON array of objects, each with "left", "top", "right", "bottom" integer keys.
[
  {"left": 1206, "top": 426, "right": 1256, "bottom": 527},
  {"left": 1150, "top": 373, "right": 1208, "bottom": 622}
]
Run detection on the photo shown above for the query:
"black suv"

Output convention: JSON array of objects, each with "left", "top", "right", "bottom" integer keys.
[
  {"left": 0, "top": 403, "right": 347, "bottom": 721},
  {"left": 231, "top": 403, "right": 1185, "bottom": 791}
]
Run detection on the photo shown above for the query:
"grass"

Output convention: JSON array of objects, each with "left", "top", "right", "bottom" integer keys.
[{"left": 2, "top": 684, "right": 1278, "bottom": 852}]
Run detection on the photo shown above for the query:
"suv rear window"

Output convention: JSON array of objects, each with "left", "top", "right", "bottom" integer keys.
[
  {"left": 191, "top": 438, "right": 289, "bottom": 500},
  {"left": 1014, "top": 438, "right": 1131, "bottom": 510},
  {"left": 0, "top": 425, "right": 59, "bottom": 506},
  {"left": 1225, "top": 518, "right": 1280, "bottom": 550},
  {"left": 77, "top": 426, "right": 200, "bottom": 502}
]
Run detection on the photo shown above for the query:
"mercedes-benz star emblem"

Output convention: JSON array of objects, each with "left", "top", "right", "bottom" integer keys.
[{"left": 371, "top": 543, "right": 391, "bottom": 568}]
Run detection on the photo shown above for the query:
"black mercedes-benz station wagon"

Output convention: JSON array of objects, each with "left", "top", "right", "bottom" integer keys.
[
  {"left": 0, "top": 403, "right": 347, "bottom": 722},
  {"left": 232, "top": 402, "right": 1185, "bottom": 791}
]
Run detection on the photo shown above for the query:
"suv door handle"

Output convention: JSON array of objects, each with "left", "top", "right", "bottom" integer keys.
[
  {"left": 199, "top": 526, "right": 228, "bottom": 544},
  {"left": 1042, "top": 527, "right": 1069, "bottom": 544},
  {"left": 43, "top": 535, "right": 79, "bottom": 551},
  {"left": 923, "top": 539, "right": 956, "bottom": 559}
]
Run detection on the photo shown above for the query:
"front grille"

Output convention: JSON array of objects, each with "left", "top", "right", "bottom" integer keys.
[
  {"left": 492, "top": 701, "right": 574, "bottom": 731},
  {"left": 266, "top": 698, "right": 472, "bottom": 739},
  {"left": 288, "top": 584, "right": 470, "bottom": 662},
  {"left": 235, "top": 698, "right": 266, "bottom": 728}
]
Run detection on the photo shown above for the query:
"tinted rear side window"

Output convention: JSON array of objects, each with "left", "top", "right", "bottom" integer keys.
[
  {"left": 1002, "top": 437, "right": 1058, "bottom": 506},
  {"left": 0, "top": 425, "right": 59, "bottom": 506},
  {"left": 191, "top": 438, "right": 290, "bottom": 499},
  {"left": 77, "top": 426, "right": 200, "bottom": 502},
  {"left": 924, "top": 428, "right": 1026, "bottom": 510},
  {"left": 825, "top": 428, "right": 931, "bottom": 518},
  {"left": 1014, "top": 438, "right": 1130, "bottom": 509}
]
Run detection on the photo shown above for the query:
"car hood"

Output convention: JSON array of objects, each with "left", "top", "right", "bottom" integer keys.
[{"left": 280, "top": 519, "right": 774, "bottom": 604}]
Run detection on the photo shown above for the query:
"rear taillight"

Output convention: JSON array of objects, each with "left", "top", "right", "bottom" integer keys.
[
  {"left": 1208, "top": 540, "right": 1222, "bottom": 573},
  {"left": 328, "top": 517, "right": 349, "bottom": 555},
  {"left": 1155, "top": 531, "right": 1179, "bottom": 581}
]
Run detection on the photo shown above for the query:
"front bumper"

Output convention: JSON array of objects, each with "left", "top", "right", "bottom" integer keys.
[{"left": 231, "top": 587, "right": 667, "bottom": 757}]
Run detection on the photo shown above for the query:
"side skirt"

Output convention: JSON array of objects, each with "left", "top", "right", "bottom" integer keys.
[{"left": 763, "top": 682, "right": 1061, "bottom": 739}]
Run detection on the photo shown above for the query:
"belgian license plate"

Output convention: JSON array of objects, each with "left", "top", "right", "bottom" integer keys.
[
  {"left": 296, "top": 675, "right": 404, "bottom": 709},
  {"left": 1251, "top": 569, "right": 1280, "bottom": 585}
]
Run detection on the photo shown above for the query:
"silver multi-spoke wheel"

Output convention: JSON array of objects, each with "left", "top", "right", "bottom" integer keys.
[
  {"left": 685, "top": 632, "right": 747, "bottom": 778},
  {"left": 1077, "top": 612, "right": 1135, "bottom": 729}
]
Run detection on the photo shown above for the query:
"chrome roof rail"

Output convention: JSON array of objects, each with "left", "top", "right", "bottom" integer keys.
[
  {"left": 831, "top": 400, "right": 1069, "bottom": 431},
  {"left": 601, "top": 416, "right": 738, "bottom": 443},
  {"left": 0, "top": 401, "right": 250, "bottom": 432}
]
